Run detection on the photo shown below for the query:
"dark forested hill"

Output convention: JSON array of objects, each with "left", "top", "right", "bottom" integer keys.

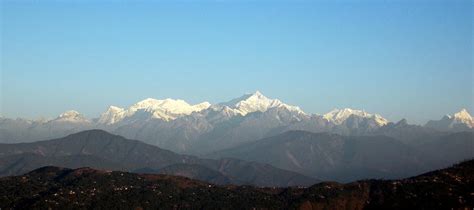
[{"left": 0, "top": 159, "right": 472, "bottom": 210}]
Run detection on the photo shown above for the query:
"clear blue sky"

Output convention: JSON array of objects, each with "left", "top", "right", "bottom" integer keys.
[{"left": 1, "top": 0, "right": 472, "bottom": 124}]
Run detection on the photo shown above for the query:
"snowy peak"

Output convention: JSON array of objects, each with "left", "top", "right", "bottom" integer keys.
[
  {"left": 192, "top": 102, "right": 212, "bottom": 111},
  {"left": 98, "top": 106, "right": 125, "bottom": 125},
  {"left": 98, "top": 98, "right": 211, "bottom": 124},
  {"left": 425, "top": 108, "right": 474, "bottom": 130},
  {"left": 449, "top": 109, "right": 473, "bottom": 128},
  {"left": 220, "top": 91, "right": 305, "bottom": 116},
  {"left": 235, "top": 91, "right": 278, "bottom": 114},
  {"left": 130, "top": 98, "right": 211, "bottom": 117},
  {"left": 323, "top": 108, "right": 389, "bottom": 126},
  {"left": 55, "top": 110, "right": 89, "bottom": 123},
  {"left": 131, "top": 98, "right": 199, "bottom": 114},
  {"left": 453, "top": 109, "right": 473, "bottom": 121}
]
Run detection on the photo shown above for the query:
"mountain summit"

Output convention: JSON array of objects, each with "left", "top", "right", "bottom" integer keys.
[
  {"left": 55, "top": 110, "right": 89, "bottom": 123},
  {"left": 323, "top": 108, "right": 389, "bottom": 126},
  {"left": 97, "top": 98, "right": 211, "bottom": 124},
  {"left": 452, "top": 109, "right": 474, "bottom": 126},
  {"left": 426, "top": 108, "right": 474, "bottom": 130},
  {"left": 217, "top": 91, "right": 305, "bottom": 116}
]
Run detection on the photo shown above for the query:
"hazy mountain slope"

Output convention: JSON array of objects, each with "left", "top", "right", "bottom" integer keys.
[
  {"left": 0, "top": 130, "right": 317, "bottom": 187},
  {"left": 0, "top": 113, "right": 93, "bottom": 143},
  {"left": 0, "top": 130, "right": 189, "bottom": 169},
  {"left": 111, "top": 113, "right": 214, "bottom": 153},
  {"left": 1, "top": 160, "right": 472, "bottom": 209},
  {"left": 371, "top": 119, "right": 446, "bottom": 145},
  {"left": 190, "top": 107, "right": 309, "bottom": 154},
  {"left": 418, "top": 132, "right": 474, "bottom": 167},
  {"left": 209, "top": 130, "right": 473, "bottom": 182},
  {"left": 197, "top": 158, "right": 318, "bottom": 187}
]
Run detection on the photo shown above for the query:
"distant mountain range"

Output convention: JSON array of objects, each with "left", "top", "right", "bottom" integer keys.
[
  {"left": 208, "top": 130, "right": 474, "bottom": 182},
  {"left": 1, "top": 129, "right": 472, "bottom": 183},
  {"left": 0, "top": 130, "right": 317, "bottom": 187},
  {"left": 1, "top": 91, "right": 472, "bottom": 155},
  {"left": 1, "top": 159, "right": 472, "bottom": 209}
]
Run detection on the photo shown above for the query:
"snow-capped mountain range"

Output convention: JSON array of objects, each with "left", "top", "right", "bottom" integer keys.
[
  {"left": 98, "top": 98, "right": 211, "bottom": 124},
  {"left": 96, "top": 91, "right": 305, "bottom": 125},
  {"left": 0, "top": 91, "right": 472, "bottom": 154},
  {"left": 57, "top": 91, "right": 386, "bottom": 126}
]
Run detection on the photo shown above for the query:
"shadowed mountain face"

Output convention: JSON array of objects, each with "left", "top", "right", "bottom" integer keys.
[
  {"left": 0, "top": 160, "right": 472, "bottom": 209},
  {"left": 0, "top": 130, "right": 317, "bottom": 187},
  {"left": 208, "top": 130, "right": 474, "bottom": 182}
]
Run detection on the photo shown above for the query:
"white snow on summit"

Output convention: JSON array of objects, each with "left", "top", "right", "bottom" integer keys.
[
  {"left": 447, "top": 108, "right": 474, "bottom": 128},
  {"left": 97, "top": 106, "right": 126, "bottom": 125},
  {"left": 55, "top": 110, "right": 90, "bottom": 123},
  {"left": 98, "top": 98, "right": 211, "bottom": 124},
  {"left": 323, "top": 108, "right": 389, "bottom": 126},
  {"left": 44, "top": 92, "right": 395, "bottom": 127},
  {"left": 217, "top": 91, "right": 305, "bottom": 116}
]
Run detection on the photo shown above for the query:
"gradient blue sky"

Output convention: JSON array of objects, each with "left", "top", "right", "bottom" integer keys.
[{"left": 1, "top": 0, "right": 472, "bottom": 124}]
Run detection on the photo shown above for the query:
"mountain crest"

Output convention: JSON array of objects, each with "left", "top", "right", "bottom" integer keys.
[
  {"left": 453, "top": 108, "right": 472, "bottom": 121},
  {"left": 221, "top": 91, "right": 305, "bottom": 116},
  {"left": 98, "top": 97, "right": 211, "bottom": 124},
  {"left": 323, "top": 108, "right": 388, "bottom": 126},
  {"left": 97, "top": 106, "right": 125, "bottom": 125},
  {"left": 55, "top": 110, "right": 89, "bottom": 123},
  {"left": 451, "top": 108, "right": 473, "bottom": 128},
  {"left": 426, "top": 108, "right": 474, "bottom": 130}
]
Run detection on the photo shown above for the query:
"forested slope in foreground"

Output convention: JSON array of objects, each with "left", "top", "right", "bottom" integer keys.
[{"left": 0, "top": 159, "right": 472, "bottom": 210}]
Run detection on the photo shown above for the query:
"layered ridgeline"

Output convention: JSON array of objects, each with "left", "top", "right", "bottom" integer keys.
[
  {"left": 0, "top": 130, "right": 317, "bottom": 187},
  {"left": 1, "top": 129, "right": 472, "bottom": 183},
  {"left": 1, "top": 91, "right": 472, "bottom": 154},
  {"left": 1, "top": 159, "right": 473, "bottom": 209},
  {"left": 208, "top": 130, "right": 474, "bottom": 182}
]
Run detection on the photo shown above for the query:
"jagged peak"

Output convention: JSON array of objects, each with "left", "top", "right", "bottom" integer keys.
[
  {"left": 323, "top": 108, "right": 388, "bottom": 126},
  {"left": 219, "top": 91, "right": 268, "bottom": 107},
  {"left": 55, "top": 110, "right": 89, "bottom": 123},
  {"left": 193, "top": 101, "right": 212, "bottom": 110},
  {"left": 450, "top": 108, "right": 474, "bottom": 128},
  {"left": 58, "top": 110, "right": 81, "bottom": 118},
  {"left": 219, "top": 91, "right": 305, "bottom": 116},
  {"left": 248, "top": 90, "right": 265, "bottom": 99},
  {"left": 426, "top": 108, "right": 474, "bottom": 129},
  {"left": 453, "top": 108, "right": 472, "bottom": 120},
  {"left": 98, "top": 97, "right": 212, "bottom": 124},
  {"left": 396, "top": 118, "right": 408, "bottom": 125}
]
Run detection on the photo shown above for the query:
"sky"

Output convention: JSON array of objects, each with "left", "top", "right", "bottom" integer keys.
[{"left": 1, "top": 0, "right": 472, "bottom": 124}]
